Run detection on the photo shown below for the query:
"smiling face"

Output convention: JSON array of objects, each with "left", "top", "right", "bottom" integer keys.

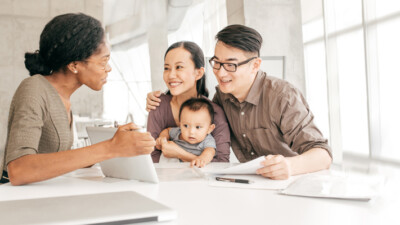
[
  {"left": 75, "top": 40, "right": 112, "bottom": 91},
  {"left": 179, "top": 107, "right": 215, "bottom": 144},
  {"left": 163, "top": 47, "right": 203, "bottom": 97},
  {"left": 212, "top": 41, "right": 261, "bottom": 101}
]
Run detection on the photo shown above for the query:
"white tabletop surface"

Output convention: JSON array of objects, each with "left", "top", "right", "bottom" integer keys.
[{"left": 0, "top": 162, "right": 399, "bottom": 225}]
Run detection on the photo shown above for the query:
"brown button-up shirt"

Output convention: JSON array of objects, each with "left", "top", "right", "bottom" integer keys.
[{"left": 213, "top": 71, "right": 331, "bottom": 163}]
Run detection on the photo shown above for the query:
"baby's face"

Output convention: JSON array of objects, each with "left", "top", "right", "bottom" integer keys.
[{"left": 179, "top": 108, "right": 215, "bottom": 144}]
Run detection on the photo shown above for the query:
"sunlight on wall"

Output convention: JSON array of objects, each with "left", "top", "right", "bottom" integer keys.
[{"left": 103, "top": 43, "right": 151, "bottom": 127}]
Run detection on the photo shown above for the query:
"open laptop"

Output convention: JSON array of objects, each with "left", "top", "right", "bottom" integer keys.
[
  {"left": 0, "top": 191, "right": 177, "bottom": 224},
  {"left": 86, "top": 126, "right": 159, "bottom": 183}
]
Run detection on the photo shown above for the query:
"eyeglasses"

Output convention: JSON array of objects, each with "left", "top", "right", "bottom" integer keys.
[
  {"left": 209, "top": 57, "right": 257, "bottom": 72},
  {"left": 84, "top": 58, "right": 110, "bottom": 71}
]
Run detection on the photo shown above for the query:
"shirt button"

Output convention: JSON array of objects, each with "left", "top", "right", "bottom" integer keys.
[
  {"left": 242, "top": 134, "right": 246, "bottom": 138},
  {"left": 251, "top": 152, "right": 255, "bottom": 155},
  {"left": 241, "top": 112, "right": 244, "bottom": 116}
]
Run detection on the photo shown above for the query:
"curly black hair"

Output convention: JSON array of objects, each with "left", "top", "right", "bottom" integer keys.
[{"left": 24, "top": 13, "right": 105, "bottom": 76}]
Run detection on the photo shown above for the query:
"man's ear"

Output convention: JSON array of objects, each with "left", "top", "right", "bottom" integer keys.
[
  {"left": 67, "top": 62, "right": 78, "bottom": 74},
  {"left": 195, "top": 67, "right": 205, "bottom": 81},
  {"left": 251, "top": 57, "right": 262, "bottom": 74},
  {"left": 208, "top": 124, "right": 216, "bottom": 134}
]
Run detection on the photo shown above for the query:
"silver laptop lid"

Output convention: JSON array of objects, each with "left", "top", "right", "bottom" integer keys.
[{"left": 0, "top": 191, "right": 177, "bottom": 225}]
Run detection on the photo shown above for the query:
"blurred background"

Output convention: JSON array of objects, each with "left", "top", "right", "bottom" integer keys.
[{"left": 0, "top": 0, "right": 399, "bottom": 166}]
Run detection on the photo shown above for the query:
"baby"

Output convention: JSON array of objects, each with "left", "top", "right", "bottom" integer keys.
[{"left": 156, "top": 98, "right": 216, "bottom": 167}]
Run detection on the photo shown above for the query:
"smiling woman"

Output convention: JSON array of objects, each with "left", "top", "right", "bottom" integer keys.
[
  {"left": 146, "top": 41, "right": 231, "bottom": 163},
  {"left": 1, "top": 13, "right": 156, "bottom": 185}
]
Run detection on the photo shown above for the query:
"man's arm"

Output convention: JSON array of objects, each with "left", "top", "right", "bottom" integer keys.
[
  {"left": 256, "top": 147, "right": 331, "bottom": 180},
  {"left": 288, "top": 147, "right": 331, "bottom": 175},
  {"left": 258, "top": 86, "right": 332, "bottom": 179}
]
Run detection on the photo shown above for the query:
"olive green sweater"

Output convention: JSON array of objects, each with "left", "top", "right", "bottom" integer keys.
[{"left": 3, "top": 75, "right": 73, "bottom": 171}]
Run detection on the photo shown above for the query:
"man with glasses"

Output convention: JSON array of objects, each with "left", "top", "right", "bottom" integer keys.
[{"left": 148, "top": 25, "right": 332, "bottom": 179}]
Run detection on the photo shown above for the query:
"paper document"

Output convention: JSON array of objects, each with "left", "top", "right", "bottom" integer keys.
[
  {"left": 279, "top": 173, "right": 384, "bottom": 201},
  {"left": 201, "top": 156, "right": 265, "bottom": 174}
]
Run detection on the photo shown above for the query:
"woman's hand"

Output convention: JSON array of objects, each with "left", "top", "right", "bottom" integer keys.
[
  {"left": 159, "top": 137, "right": 184, "bottom": 158},
  {"left": 108, "top": 123, "right": 156, "bottom": 157},
  {"left": 155, "top": 137, "right": 163, "bottom": 150},
  {"left": 256, "top": 154, "right": 292, "bottom": 180},
  {"left": 146, "top": 90, "right": 162, "bottom": 112}
]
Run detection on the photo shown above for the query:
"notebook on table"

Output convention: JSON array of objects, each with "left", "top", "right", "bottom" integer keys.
[
  {"left": 0, "top": 191, "right": 177, "bottom": 224},
  {"left": 86, "top": 126, "right": 159, "bottom": 183}
]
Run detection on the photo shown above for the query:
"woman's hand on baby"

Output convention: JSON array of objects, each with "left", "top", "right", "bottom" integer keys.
[
  {"left": 155, "top": 137, "right": 164, "bottom": 150},
  {"left": 159, "top": 138, "right": 181, "bottom": 158},
  {"left": 146, "top": 90, "right": 162, "bottom": 112}
]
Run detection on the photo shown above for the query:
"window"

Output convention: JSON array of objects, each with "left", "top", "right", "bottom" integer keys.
[{"left": 302, "top": 0, "right": 400, "bottom": 163}]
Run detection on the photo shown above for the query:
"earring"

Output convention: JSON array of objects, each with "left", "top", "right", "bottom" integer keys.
[{"left": 74, "top": 70, "right": 78, "bottom": 73}]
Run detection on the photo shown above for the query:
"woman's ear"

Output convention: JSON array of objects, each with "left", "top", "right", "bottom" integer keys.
[
  {"left": 195, "top": 67, "right": 205, "bottom": 81},
  {"left": 67, "top": 62, "right": 78, "bottom": 74}
]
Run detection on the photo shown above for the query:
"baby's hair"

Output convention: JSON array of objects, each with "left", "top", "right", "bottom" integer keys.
[{"left": 179, "top": 98, "right": 214, "bottom": 124}]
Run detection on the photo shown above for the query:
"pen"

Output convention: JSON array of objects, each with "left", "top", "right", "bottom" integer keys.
[{"left": 215, "top": 177, "right": 253, "bottom": 184}]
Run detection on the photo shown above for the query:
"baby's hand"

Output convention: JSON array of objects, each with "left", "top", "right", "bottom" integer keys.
[
  {"left": 155, "top": 137, "right": 164, "bottom": 150},
  {"left": 191, "top": 157, "right": 207, "bottom": 168}
]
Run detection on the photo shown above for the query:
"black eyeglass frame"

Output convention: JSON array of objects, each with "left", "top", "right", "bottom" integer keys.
[{"left": 208, "top": 56, "right": 257, "bottom": 72}]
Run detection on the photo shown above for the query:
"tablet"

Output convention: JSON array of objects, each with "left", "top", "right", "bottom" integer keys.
[{"left": 86, "top": 126, "right": 159, "bottom": 183}]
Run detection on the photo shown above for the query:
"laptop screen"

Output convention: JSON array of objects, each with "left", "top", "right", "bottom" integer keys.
[{"left": 0, "top": 191, "right": 176, "bottom": 224}]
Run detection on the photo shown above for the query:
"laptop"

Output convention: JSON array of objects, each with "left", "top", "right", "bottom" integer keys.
[
  {"left": 86, "top": 127, "right": 159, "bottom": 183},
  {"left": 0, "top": 191, "right": 177, "bottom": 224}
]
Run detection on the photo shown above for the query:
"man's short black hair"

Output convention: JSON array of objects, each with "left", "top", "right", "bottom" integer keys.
[
  {"left": 179, "top": 98, "right": 215, "bottom": 124},
  {"left": 215, "top": 24, "right": 262, "bottom": 56}
]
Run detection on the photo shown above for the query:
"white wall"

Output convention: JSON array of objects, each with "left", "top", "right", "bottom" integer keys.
[
  {"left": 244, "top": 0, "right": 306, "bottom": 94},
  {"left": 0, "top": 0, "right": 104, "bottom": 167}
]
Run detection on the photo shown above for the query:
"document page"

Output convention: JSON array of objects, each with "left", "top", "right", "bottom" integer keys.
[
  {"left": 201, "top": 156, "right": 265, "bottom": 174},
  {"left": 279, "top": 172, "right": 385, "bottom": 201}
]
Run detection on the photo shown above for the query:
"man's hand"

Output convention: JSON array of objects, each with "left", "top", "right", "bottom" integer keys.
[
  {"left": 146, "top": 90, "right": 162, "bottom": 112},
  {"left": 256, "top": 154, "right": 292, "bottom": 180}
]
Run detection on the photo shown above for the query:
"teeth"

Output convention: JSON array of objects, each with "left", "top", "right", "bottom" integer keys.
[
  {"left": 221, "top": 79, "right": 231, "bottom": 83},
  {"left": 169, "top": 82, "right": 181, "bottom": 87}
]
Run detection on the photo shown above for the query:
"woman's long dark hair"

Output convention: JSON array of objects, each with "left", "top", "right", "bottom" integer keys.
[
  {"left": 24, "top": 13, "right": 104, "bottom": 76},
  {"left": 164, "top": 41, "right": 209, "bottom": 97}
]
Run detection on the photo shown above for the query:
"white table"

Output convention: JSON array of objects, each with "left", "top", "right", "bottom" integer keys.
[{"left": 0, "top": 162, "right": 399, "bottom": 225}]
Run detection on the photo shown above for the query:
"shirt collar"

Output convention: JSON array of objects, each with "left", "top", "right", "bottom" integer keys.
[
  {"left": 219, "top": 70, "right": 265, "bottom": 106},
  {"left": 244, "top": 70, "right": 265, "bottom": 105}
]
